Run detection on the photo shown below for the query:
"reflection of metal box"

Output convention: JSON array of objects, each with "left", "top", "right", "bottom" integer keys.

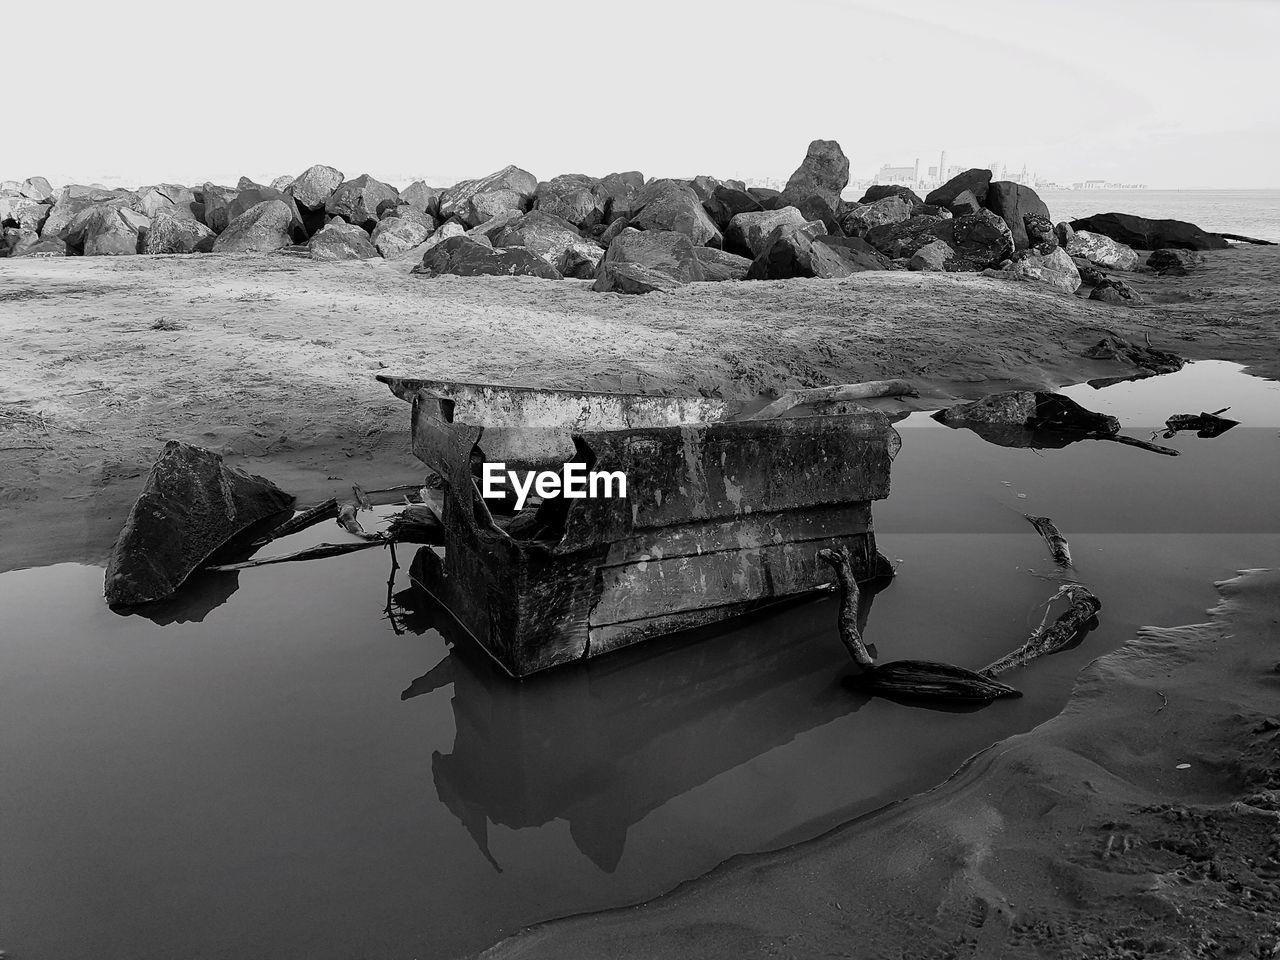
[{"left": 379, "top": 377, "right": 898, "bottom": 679}]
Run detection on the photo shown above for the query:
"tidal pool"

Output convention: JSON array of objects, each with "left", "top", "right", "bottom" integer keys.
[{"left": 1, "top": 361, "right": 1276, "bottom": 960}]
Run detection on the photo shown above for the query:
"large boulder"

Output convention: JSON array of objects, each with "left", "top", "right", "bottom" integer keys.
[
  {"left": 400, "top": 181, "right": 443, "bottom": 219},
  {"left": 1000, "top": 247, "right": 1081, "bottom": 295},
  {"left": 1068, "top": 212, "right": 1228, "bottom": 251},
  {"left": 135, "top": 184, "right": 198, "bottom": 221},
  {"left": 412, "top": 235, "right": 562, "bottom": 279},
  {"left": 534, "top": 174, "right": 605, "bottom": 230},
  {"left": 199, "top": 183, "right": 238, "bottom": 233},
  {"left": 39, "top": 191, "right": 95, "bottom": 239},
  {"left": 702, "top": 184, "right": 763, "bottom": 232},
  {"left": 1090, "top": 276, "right": 1144, "bottom": 306},
  {"left": 864, "top": 214, "right": 950, "bottom": 259},
  {"left": 79, "top": 205, "right": 145, "bottom": 255},
  {"left": 925, "top": 168, "right": 992, "bottom": 213},
  {"left": 591, "top": 228, "right": 705, "bottom": 294},
  {"left": 0, "top": 195, "right": 51, "bottom": 233},
  {"left": 495, "top": 211, "right": 604, "bottom": 279},
  {"left": 371, "top": 216, "right": 432, "bottom": 259},
  {"left": 747, "top": 226, "right": 888, "bottom": 280},
  {"left": 103, "top": 441, "right": 295, "bottom": 607},
  {"left": 12, "top": 235, "right": 68, "bottom": 257},
  {"left": 858, "top": 184, "right": 922, "bottom": 206},
  {"left": 438, "top": 165, "right": 538, "bottom": 228},
  {"left": 865, "top": 209, "right": 1014, "bottom": 270},
  {"left": 19, "top": 176, "right": 54, "bottom": 202},
  {"left": 1066, "top": 230, "right": 1140, "bottom": 270},
  {"left": 466, "top": 210, "right": 523, "bottom": 243},
  {"left": 631, "top": 179, "right": 722, "bottom": 248},
  {"left": 592, "top": 171, "right": 645, "bottom": 224},
  {"left": 693, "top": 247, "right": 753, "bottom": 282},
  {"left": 324, "top": 174, "right": 398, "bottom": 232},
  {"left": 288, "top": 164, "right": 344, "bottom": 212},
  {"left": 228, "top": 184, "right": 307, "bottom": 241},
  {"left": 212, "top": 199, "right": 295, "bottom": 253},
  {"left": 983, "top": 182, "right": 1051, "bottom": 250},
  {"left": 842, "top": 196, "right": 914, "bottom": 237},
  {"left": 725, "top": 206, "right": 813, "bottom": 258},
  {"left": 909, "top": 239, "right": 955, "bottom": 272},
  {"left": 307, "top": 220, "right": 379, "bottom": 261},
  {"left": 1146, "top": 248, "right": 1205, "bottom": 276},
  {"left": 777, "top": 139, "right": 849, "bottom": 214},
  {"left": 143, "top": 212, "right": 215, "bottom": 254},
  {"left": 747, "top": 186, "right": 781, "bottom": 208}
]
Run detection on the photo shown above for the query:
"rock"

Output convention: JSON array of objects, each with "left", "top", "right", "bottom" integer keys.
[
  {"left": 864, "top": 214, "right": 949, "bottom": 258},
  {"left": 79, "top": 205, "right": 144, "bottom": 255},
  {"left": 270, "top": 175, "right": 294, "bottom": 192},
  {"left": 747, "top": 186, "right": 781, "bottom": 208},
  {"left": 199, "top": 183, "right": 238, "bottom": 233},
  {"left": 288, "top": 164, "right": 344, "bottom": 212},
  {"left": 1074, "top": 260, "right": 1108, "bottom": 286},
  {"left": 842, "top": 196, "right": 914, "bottom": 237},
  {"left": 19, "top": 176, "right": 54, "bottom": 202},
  {"left": 400, "top": 181, "right": 443, "bottom": 219},
  {"left": 702, "top": 184, "right": 763, "bottom": 232},
  {"left": 324, "top": 174, "right": 398, "bottom": 231},
  {"left": 534, "top": 174, "right": 605, "bottom": 229},
  {"left": 1025, "top": 214, "right": 1055, "bottom": 250},
  {"left": 466, "top": 210, "right": 523, "bottom": 243},
  {"left": 413, "top": 219, "right": 468, "bottom": 256},
  {"left": 1069, "top": 212, "right": 1228, "bottom": 251},
  {"left": 912, "top": 203, "right": 953, "bottom": 219},
  {"left": 1, "top": 195, "right": 51, "bottom": 233},
  {"left": 688, "top": 175, "right": 720, "bottom": 201},
  {"left": 747, "top": 226, "right": 887, "bottom": 280},
  {"left": 1066, "top": 230, "right": 1140, "bottom": 270},
  {"left": 1090, "top": 276, "right": 1144, "bottom": 305},
  {"left": 947, "top": 210, "right": 1016, "bottom": 270},
  {"left": 380, "top": 205, "right": 434, "bottom": 231},
  {"left": 371, "top": 216, "right": 432, "bottom": 259},
  {"left": 438, "top": 165, "right": 538, "bottom": 228},
  {"left": 593, "top": 171, "right": 645, "bottom": 224},
  {"left": 925, "top": 168, "right": 992, "bottom": 212},
  {"left": 941, "top": 391, "right": 1119, "bottom": 437},
  {"left": 982, "top": 181, "right": 1051, "bottom": 250},
  {"left": 726, "top": 206, "right": 814, "bottom": 258},
  {"left": 38, "top": 191, "right": 95, "bottom": 239},
  {"left": 631, "top": 179, "right": 722, "bottom": 248},
  {"left": 495, "top": 211, "right": 603, "bottom": 278},
  {"left": 229, "top": 184, "right": 307, "bottom": 241},
  {"left": 1003, "top": 247, "right": 1081, "bottom": 294},
  {"left": 591, "top": 228, "right": 705, "bottom": 294},
  {"left": 103, "top": 441, "right": 295, "bottom": 607},
  {"left": 12, "top": 235, "right": 68, "bottom": 257},
  {"left": 949, "top": 189, "right": 982, "bottom": 216},
  {"left": 1055, "top": 221, "right": 1076, "bottom": 247},
  {"left": 693, "top": 247, "right": 753, "bottom": 282},
  {"left": 1147, "top": 248, "right": 1205, "bottom": 276},
  {"left": 412, "top": 235, "right": 562, "bottom": 279},
  {"left": 308, "top": 220, "right": 379, "bottom": 261},
  {"left": 909, "top": 239, "right": 955, "bottom": 271},
  {"left": 143, "top": 212, "right": 215, "bottom": 254},
  {"left": 135, "top": 184, "right": 197, "bottom": 220},
  {"left": 777, "top": 139, "right": 850, "bottom": 214},
  {"left": 212, "top": 199, "right": 295, "bottom": 253},
  {"left": 858, "top": 184, "right": 922, "bottom": 206}
]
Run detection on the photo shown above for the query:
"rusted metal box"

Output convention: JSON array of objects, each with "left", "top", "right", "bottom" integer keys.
[{"left": 379, "top": 377, "right": 898, "bottom": 678}]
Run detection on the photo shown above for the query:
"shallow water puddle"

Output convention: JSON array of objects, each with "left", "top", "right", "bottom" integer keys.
[{"left": 1, "top": 361, "right": 1277, "bottom": 960}]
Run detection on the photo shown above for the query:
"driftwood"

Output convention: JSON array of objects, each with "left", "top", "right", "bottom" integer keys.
[
  {"left": 352, "top": 484, "right": 373, "bottom": 510},
  {"left": 1163, "top": 408, "right": 1238, "bottom": 439},
  {"left": 384, "top": 506, "right": 445, "bottom": 545},
  {"left": 1211, "top": 232, "right": 1277, "bottom": 246},
  {"left": 818, "top": 548, "right": 1021, "bottom": 702},
  {"left": 1026, "top": 515, "right": 1072, "bottom": 567},
  {"left": 1099, "top": 434, "right": 1180, "bottom": 456},
  {"left": 980, "top": 585, "right": 1101, "bottom": 678},
  {"left": 337, "top": 502, "right": 379, "bottom": 539},
  {"left": 252, "top": 497, "right": 339, "bottom": 546},
  {"left": 748, "top": 379, "right": 917, "bottom": 420},
  {"left": 206, "top": 539, "right": 385, "bottom": 571}
]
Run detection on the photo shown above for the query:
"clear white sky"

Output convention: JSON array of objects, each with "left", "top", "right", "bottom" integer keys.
[{"left": 8, "top": 0, "right": 1277, "bottom": 189}]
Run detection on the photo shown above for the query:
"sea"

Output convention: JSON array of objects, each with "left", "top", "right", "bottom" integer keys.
[{"left": 1036, "top": 188, "right": 1280, "bottom": 243}]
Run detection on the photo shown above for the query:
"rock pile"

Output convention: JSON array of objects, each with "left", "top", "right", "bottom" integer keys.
[{"left": 1, "top": 148, "right": 1234, "bottom": 300}]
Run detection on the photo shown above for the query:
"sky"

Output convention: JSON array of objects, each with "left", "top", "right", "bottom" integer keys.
[{"left": 7, "top": 0, "right": 1278, "bottom": 189}]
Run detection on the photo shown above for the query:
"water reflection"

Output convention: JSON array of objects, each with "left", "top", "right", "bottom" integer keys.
[{"left": 399, "top": 547, "right": 890, "bottom": 873}]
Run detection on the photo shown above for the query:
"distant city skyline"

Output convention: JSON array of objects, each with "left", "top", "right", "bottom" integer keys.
[{"left": 6, "top": 0, "right": 1277, "bottom": 191}]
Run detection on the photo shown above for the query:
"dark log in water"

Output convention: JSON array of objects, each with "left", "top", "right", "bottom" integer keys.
[
  {"left": 1099, "top": 434, "right": 1180, "bottom": 456},
  {"left": 207, "top": 540, "right": 386, "bottom": 571},
  {"left": 979, "top": 585, "right": 1101, "bottom": 679},
  {"left": 818, "top": 547, "right": 1021, "bottom": 702},
  {"left": 1163, "top": 408, "right": 1238, "bottom": 439},
  {"left": 253, "top": 498, "right": 339, "bottom": 546},
  {"left": 1026, "top": 515, "right": 1072, "bottom": 567},
  {"left": 337, "top": 502, "right": 378, "bottom": 539}
]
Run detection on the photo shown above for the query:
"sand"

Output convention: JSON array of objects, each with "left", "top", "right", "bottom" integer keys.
[{"left": 2, "top": 245, "right": 1277, "bottom": 574}]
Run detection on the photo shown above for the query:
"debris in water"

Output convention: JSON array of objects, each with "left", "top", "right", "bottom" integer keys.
[{"left": 1161, "top": 407, "right": 1239, "bottom": 439}]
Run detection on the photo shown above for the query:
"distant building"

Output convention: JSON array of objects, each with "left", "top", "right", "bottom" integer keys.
[{"left": 874, "top": 163, "right": 918, "bottom": 186}]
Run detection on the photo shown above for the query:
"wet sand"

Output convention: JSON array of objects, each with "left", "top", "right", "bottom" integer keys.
[{"left": 484, "top": 568, "right": 1280, "bottom": 960}]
